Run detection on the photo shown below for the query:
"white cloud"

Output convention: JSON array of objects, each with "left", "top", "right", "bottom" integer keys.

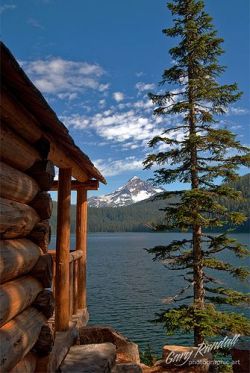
[
  {"left": 27, "top": 18, "right": 44, "bottom": 29},
  {"left": 58, "top": 92, "right": 78, "bottom": 101},
  {"left": 135, "top": 71, "right": 144, "bottom": 77},
  {"left": 94, "top": 156, "right": 143, "bottom": 176},
  {"left": 98, "top": 83, "right": 110, "bottom": 92},
  {"left": 113, "top": 92, "right": 124, "bottom": 102},
  {"left": 0, "top": 4, "right": 16, "bottom": 14},
  {"left": 99, "top": 99, "right": 106, "bottom": 108},
  {"left": 21, "top": 58, "right": 107, "bottom": 99},
  {"left": 61, "top": 95, "right": 183, "bottom": 151},
  {"left": 229, "top": 107, "right": 249, "bottom": 116},
  {"left": 59, "top": 84, "right": 185, "bottom": 156},
  {"left": 135, "top": 82, "right": 155, "bottom": 92},
  {"left": 60, "top": 114, "right": 90, "bottom": 129}
]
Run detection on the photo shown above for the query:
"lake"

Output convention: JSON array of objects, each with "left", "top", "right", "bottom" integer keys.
[{"left": 50, "top": 232, "right": 249, "bottom": 354}]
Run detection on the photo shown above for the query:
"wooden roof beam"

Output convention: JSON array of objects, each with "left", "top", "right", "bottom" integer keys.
[
  {"left": 0, "top": 43, "right": 106, "bottom": 184},
  {"left": 51, "top": 179, "right": 99, "bottom": 191}
]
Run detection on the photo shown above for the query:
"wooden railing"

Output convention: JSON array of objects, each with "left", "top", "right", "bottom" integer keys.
[{"left": 50, "top": 250, "right": 83, "bottom": 322}]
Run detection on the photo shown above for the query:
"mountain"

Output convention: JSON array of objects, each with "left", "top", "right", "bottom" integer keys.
[
  {"left": 88, "top": 176, "right": 165, "bottom": 207},
  {"left": 50, "top": 173, "right": 250, "bottom": 233}
]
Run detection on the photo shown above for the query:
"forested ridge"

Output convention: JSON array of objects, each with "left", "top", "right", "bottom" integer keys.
[{"left": 50, "top": 173, "right": 249, "bottom": 233}]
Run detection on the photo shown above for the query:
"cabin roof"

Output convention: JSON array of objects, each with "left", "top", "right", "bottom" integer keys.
[{"left": 0, "top": 42, "right": 106, "bottom": 184}]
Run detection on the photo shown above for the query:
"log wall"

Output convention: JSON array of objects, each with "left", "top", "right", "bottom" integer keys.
[{"left": 0, "top": 90, "right": 56, "bottom": 372}]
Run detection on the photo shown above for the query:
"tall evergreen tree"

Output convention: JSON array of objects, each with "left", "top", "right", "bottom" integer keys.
[{"left": 144, "top": 0, "right": 250, "bottom": 346}]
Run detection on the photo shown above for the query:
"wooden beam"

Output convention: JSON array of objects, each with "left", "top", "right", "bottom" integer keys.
[
  {"left": 55, "top": 168, "right": 71, "bottom": 332},
  {"left": 33, "top": 290, "right": 55, "bottom": 319},
  {"left": 30, "top": 192, "right": 53, "bottom": 220},
  {"left": 69, "top": 250, "right": 83, "bottom": 263},
  {"left": 51, "top": 179, "right": 99, "bottom": 191},
  {"left": 0, "top": 122, "right": 41, "bottom": 172},
  {"left": 30, "top": 254, "right": 53, "bottom": 288},
  {"left": 73, "top": 260, "right": 78, "bottom": 315},
  {"left": 0, "top": 161, "right": 40, "bottom": 204},
  {"left": 0, "top": 197, "right": 40, "bottom": 239},
  {"left": 76, "top": 188, "right": 88, "bottom": 310},
  {"left": 0, "top": 307, "right": 46, "bottom": 372},
  {"left": 0, "top": 275, "right": 43, "bottom": 327},
  {"left": 28, "top": 160, "right": 55, "bottom": 191},
  {"left": 0, "top": 239, "right": 42, "bottom": 284},
  {"left": 28, "top": 220, "right": 51, "bottom": 254},
  {"left": 1, "top": 88, "right": 90, "bottom": 182}
]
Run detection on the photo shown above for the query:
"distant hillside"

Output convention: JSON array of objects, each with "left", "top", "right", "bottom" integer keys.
[{"left": 50, "top": 173, "right": 250, "bottom": 233}]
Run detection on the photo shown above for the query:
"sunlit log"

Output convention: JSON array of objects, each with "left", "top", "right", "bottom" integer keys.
[
  {"left": 0, "top": 162, "right": 40, "bottom": 204},
  {"left": 0, "top": 275, "right": 43, "bottom": 327},
  {"left": 0, "top": 239, "right": 41, "bottom": 284}
]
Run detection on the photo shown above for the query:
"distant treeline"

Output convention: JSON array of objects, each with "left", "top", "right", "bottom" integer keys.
[{"left": 50, "top": 173, "right": 250, "bottom": 233}]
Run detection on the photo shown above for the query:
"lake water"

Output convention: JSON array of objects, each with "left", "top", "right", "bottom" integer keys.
[{"left": 50, "top": 232, "right": 249, "bottom": 354}]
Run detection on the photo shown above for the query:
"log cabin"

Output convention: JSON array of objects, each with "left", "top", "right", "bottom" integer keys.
[{"left": 0, "top": 42, "right": 106, "bottom": 372}]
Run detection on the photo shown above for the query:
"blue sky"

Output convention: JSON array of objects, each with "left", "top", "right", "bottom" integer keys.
[{"left": 1, "top": 0, "right": 250, "bottom": 198}]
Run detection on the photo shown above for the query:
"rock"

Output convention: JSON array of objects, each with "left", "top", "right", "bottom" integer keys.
[
  {"left": 79, "top": 325, "right": 140, "bottom": 364},
  {"left": 231, "top": 340, "right": 250, "bottom": 373},
  {"left": 162, "top": 345, "right": 212, "bottom": 373},
  {"left": 113, "top": 363, "right": 143, "bottom": 372},
  {"left": 60, "top": 343, "right": 116, "bottom": 373}
]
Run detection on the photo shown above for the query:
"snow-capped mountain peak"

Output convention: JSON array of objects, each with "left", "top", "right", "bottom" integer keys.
[{"left": 88, "top": 177, "right": 165, "bottom": 207}]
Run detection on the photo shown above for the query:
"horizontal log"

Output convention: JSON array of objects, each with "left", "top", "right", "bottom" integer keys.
[
  {"left": 1, "top": 88, "right": 90, "bottom": 182},
  {"left": 0, "top": 197, "right": 40, "bottom": 239},
  {"left": 0, "top": 307, "right": 46, "bottom": 372},
  {"left": 28, "top": 220, "right": 51, "bottom": 253},
  {"left": 0, "top": 275, "right": 43, "bottom": 327},
  {"left": 28, "top": 160, "right": 55, "bottom": 191},
  {"left": 30, "top": 254, "right": 53, "bottom": 288},
  {"left": 33, "top": 290, "right": 55, "bottom": 319},
  {"left": 69, "top": 250, "right": 83, "bottom": 263},
  {"left": 0, "top": 162, "right": 40, "bottom": 204},
  {"left": 0, "top": 239, "right": 42, "bottom": 284},
  {"left": 9, "top": 352, "right": 37, "bottom": 373},
  {"left": 30, "top": 192, "right": 53, "bottom": 220},
  {"left": 1, "top": 88, "right": 42, "bottom": 143},
  {"left": 1, "top": 89, "right": 51, "bottom": 159},
  {"left": 32, "top": 324, "right": 54, "bottom": 357},
  {"left": 49, "top": 250, "right": 83, "bottom": 263},
  {"left": 0, "top": 122, "right": 41, "bottom": 171},
  {"left": 51, "top": 179, "right": 99, "bottom": 191}
]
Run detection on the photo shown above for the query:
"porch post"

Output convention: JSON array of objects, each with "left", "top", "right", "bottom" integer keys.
[
  {"left": 55, "top": 168, "right": 71, "bottom": 331},
  {"left": 76, "top": 187, "right": 87, "bottom": 310}
]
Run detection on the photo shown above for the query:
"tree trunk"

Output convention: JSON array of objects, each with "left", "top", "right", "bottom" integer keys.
[
  {"left": 0, "top": 239, "right": 42, "bottom": 283},
  {"left": 0, "top": 307, "right": 46, "bottom": 372},
  {"left": 188, "top": 64, "right": 205, "bottom": 346},
  {"left": 0, "top": 275, "right": 43, "bottom": 327},
  {"left": 0, "top": 197, "right": 40, "bottom": 239},
  {"left": 0, "top": 162, "right": 40, "bottom": 204}
]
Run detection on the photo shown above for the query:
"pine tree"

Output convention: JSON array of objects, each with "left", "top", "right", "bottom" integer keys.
[{"left": 144, "top": 0, "right": 250, "bottom": 346}]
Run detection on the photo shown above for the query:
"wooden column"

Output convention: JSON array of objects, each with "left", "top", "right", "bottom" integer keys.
[
  {"left": 76, "top": 188, "right": 87, "bottom": 310},
  {"left": 55, "top": 168, "right": 71, "bottom": 331}
]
